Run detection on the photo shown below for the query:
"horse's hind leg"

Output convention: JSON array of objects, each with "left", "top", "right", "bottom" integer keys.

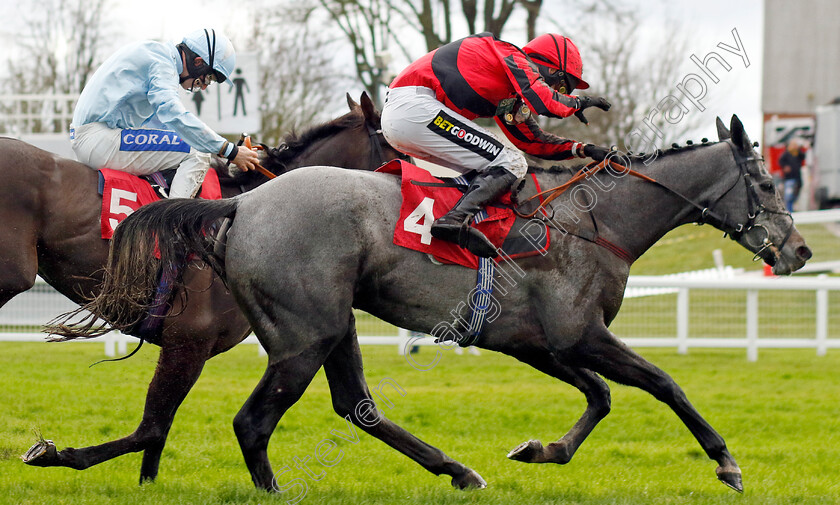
[
  {"left": 23, "top": 340, "right": 212, "bottom": 478},
  {"left": 136, "top": 341, "right": 213, "bottom": 482},
  {"left": 322, "top": 318, "right": 486, "bottom": 489},
  {"left": 504, "top": 353, "right": 611, "bottom": 465},
  {"left": 233, "top": 339, "right": 335, "bottom": 491},
  {"left": 579, "top": 327, "right": 742, "bottom": 492}
]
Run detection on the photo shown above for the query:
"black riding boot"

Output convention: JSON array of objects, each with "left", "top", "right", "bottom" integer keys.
[{"left": 431, "top": 166, "right": 518, "bottom": 258}]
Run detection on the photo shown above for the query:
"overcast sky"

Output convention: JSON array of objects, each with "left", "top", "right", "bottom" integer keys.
[{"left": 0, "top": 0, "right": 764, "bottom": 141}]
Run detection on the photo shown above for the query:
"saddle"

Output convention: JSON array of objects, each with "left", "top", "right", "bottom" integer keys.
[{"left": 377, "top": 160, "right": 549, "bottom": 269}]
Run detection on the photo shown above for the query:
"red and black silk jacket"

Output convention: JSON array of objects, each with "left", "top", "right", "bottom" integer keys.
[{"left": 390, "top": 32, "right": 583, "bottom": 160}]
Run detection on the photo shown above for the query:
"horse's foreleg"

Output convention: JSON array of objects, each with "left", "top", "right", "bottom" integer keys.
[
  {"left": 579, "top": 328, "right": 743, "bottom": 492},
  {"left": 505, "top": 353, "right": 611, "bottom": 465},
  {"left": 322, "top": 325, "right": 486, "bottom": 490},
  {"left": 23, "top": 340, "right": 211, "bottom": 480}
]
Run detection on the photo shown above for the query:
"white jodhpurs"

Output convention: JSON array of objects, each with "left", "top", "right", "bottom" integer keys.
[
  {"left": 381, "top": 86, "right": 528, "bottom": 178},
  {"left": 70, "top": 122, "right": 211, "bottom": 198}
]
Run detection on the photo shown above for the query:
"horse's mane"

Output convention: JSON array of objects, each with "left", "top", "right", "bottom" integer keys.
[
  {"left": 262, "top": 109, "right": 364, "bottom": 172},
  {"left": 211, "top": 108, "right": 365, "bottom": 186}
]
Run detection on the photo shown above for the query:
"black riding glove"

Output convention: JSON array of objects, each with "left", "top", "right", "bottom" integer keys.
[
  {"left": 582, "top": 144, "right": 611, "bottom": 162},
  {"left": 582, "top": 144, "right": 627, "bottom": 167},
  {"left": 574, "top": 96, "right": 611, "bottom": 125}
]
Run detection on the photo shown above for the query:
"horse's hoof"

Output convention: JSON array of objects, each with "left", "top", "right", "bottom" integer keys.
[
  {"left": 451, "top": 469, "right": 487, "bottom": 489},
  {"left": 716, "top": 465, "right": 744, "bottom": 493},
  {"left": 507, "top": 439, "right": 544, "bottom": 463},
  {"left": 21, "top": 439, "right": 58, "bottom": 466}
]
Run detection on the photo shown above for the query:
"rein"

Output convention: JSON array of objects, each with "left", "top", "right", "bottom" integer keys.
[
  {"left": 514, "top": 142, "right": 794, "bottom": 264},
  {"left": 241, "top": 136, "right": 276, "bottom": 179},
  {"left": 514, "top": 159, "right": 655, "bottom": 219}
]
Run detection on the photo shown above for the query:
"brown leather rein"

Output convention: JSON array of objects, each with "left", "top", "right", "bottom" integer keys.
[
  {"left": 241, "top": 135, "right": 277, "bottom": 180},
  {"left": 514, "top": 159, "right": 656, "bottom": 219}
]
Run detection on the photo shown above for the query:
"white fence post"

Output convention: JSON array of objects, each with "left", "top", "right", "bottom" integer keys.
[
  {"left": 677, "top": 287, "right": 689, "bottom": 354},
  {"left": 6, "top": 269, "right": 840, "bottom": 360},
  {"left": 746, "top": 290, "right": 759, "bottom": 362},
  {"left": 397, "top": 328, "right": 412, "bottom": 355},
  {"left": 104, "top": 332, "right": 116, "bottom": 357},
  {"left": 117, "top": 331, "right": 128, "bottom": 355},
  {"left": 817, "top": 274, "right": 828, "bottom": 356}
]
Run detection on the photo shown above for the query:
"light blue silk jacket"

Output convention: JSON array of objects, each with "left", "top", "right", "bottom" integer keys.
[{"left": 72, "top": 40, "right": 224, "bottom": 154}]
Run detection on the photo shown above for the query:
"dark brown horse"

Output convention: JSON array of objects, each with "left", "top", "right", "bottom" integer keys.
[{"left": 6, "top": 92, "right": 402, "bottom": 481}]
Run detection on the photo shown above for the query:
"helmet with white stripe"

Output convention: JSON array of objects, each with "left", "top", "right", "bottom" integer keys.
[{"left": 180, "top": 28, "right": 236, "bottom": 86}]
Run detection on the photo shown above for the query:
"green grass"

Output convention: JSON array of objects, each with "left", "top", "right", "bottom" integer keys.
[
  {"left": 630, "top": 222, "right": 840, "bottom": 275},
  {"left": 1, "top": 343, "right": 839, "bottom": 504}
]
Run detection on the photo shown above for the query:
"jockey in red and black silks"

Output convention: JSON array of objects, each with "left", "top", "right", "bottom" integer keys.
[{"left": 381, "top": 32, "right": 614, "bottom": 258}]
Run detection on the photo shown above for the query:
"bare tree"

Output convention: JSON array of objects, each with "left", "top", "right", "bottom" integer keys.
[
  {"left": 1, "top": 0, "right": 112, "bottom": 133},
  {"left": 308, "top": 0, "right": 652, "bottom": 106},
  {"left": 249, "top": 4, "right": 355, "bottom": 144},
  {"left": 534, "top": 8, "right": 702, "bottom": 165},
  {"left": 312, "top": 0, "right": 550, "bottom": 104},
  {"left": 3, "top": 0, "right": 112, "bottom": 94},
  {"left": 517, "top": 0, "right": 543, "bottom": 40},
  {"left": 295, "top": 0, "right": 700, "bottom": 156},
  {"left": 313, "top": 0, "right": 401, "bottom": 104}
]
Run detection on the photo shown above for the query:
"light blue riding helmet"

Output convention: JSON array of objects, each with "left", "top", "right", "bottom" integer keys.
[{"left": 181, "top": 28, "right": 236, "bottom": 87}]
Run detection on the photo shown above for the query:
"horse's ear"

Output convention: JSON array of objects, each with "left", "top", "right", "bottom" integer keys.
[
  {"left": 346, "top": 92, "right": 359, "bottom": 111},
  {"left": 729, "top": 114, "right": 752, "bottom": 152},
  {"left": 360, "top": 91, "right": 379, "bottom": 127},
  {"left": 716, "top": 116, "right": 730, "bottom": 141}
]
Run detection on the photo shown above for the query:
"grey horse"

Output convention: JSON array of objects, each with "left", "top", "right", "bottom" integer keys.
[{"left": 37, "top": 115, "right": 812, "bottom": 493}]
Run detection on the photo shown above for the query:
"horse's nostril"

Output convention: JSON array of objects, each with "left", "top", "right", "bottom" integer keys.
[{"left": 797, "top": 246, "right": 813, "bottom": 261}]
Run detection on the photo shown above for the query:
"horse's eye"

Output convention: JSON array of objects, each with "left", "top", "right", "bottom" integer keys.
[{"left": 759, "top": 181, "right": 775, "bottom": 192}]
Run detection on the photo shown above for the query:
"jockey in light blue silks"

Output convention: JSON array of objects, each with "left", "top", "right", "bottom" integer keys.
[{"left": 70, "top": 28, "right": 260, "bottom": 198}]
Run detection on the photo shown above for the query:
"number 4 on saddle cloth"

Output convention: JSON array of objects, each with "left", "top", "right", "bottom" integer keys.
[
  {"left": 377, "top": 160, "right": 550, "bottom": 269},
  {"left": 97, "top": 168, "right": 222, "bottom": 239}
]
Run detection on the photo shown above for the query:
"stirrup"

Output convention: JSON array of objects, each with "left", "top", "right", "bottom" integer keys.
[
  {"left": 431, "top": 221, "right": 498, "bottom": 258},
  {"left": 458, "top": 227, "right": 498, "bottom": 258}
]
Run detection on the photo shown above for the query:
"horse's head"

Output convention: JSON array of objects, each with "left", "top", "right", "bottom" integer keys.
[
  {"left": 347, "top": 91, "right": 409, "bottom": 167},
  {"left": 712, "top": 115, "right": 811, "bottom": 274}
]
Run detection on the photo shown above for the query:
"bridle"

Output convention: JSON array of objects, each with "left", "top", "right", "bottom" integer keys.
[
  {"left": 365, "top": 121, "right": 410, "bottom": 168},
  {"left": 696, "top": 141, "right": 794, "bottom": 263},
  {"left": 365, "top": 122, "right": 388, "bottom": 169},
  {"left": 241, "top": 117, "right": 404, "bottom": 190}
]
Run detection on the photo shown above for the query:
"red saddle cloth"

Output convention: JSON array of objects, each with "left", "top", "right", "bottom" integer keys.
[
  {"left": 99, "top": 168, "right": 221, "bottom": 239},
  {"left": 378, "top": 159, "right": 540, "bottom": 269}
]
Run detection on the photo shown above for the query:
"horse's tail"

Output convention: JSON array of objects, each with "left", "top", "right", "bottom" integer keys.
[{"left": 45, "top": 197, "right": 240, "bottom": 340}]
